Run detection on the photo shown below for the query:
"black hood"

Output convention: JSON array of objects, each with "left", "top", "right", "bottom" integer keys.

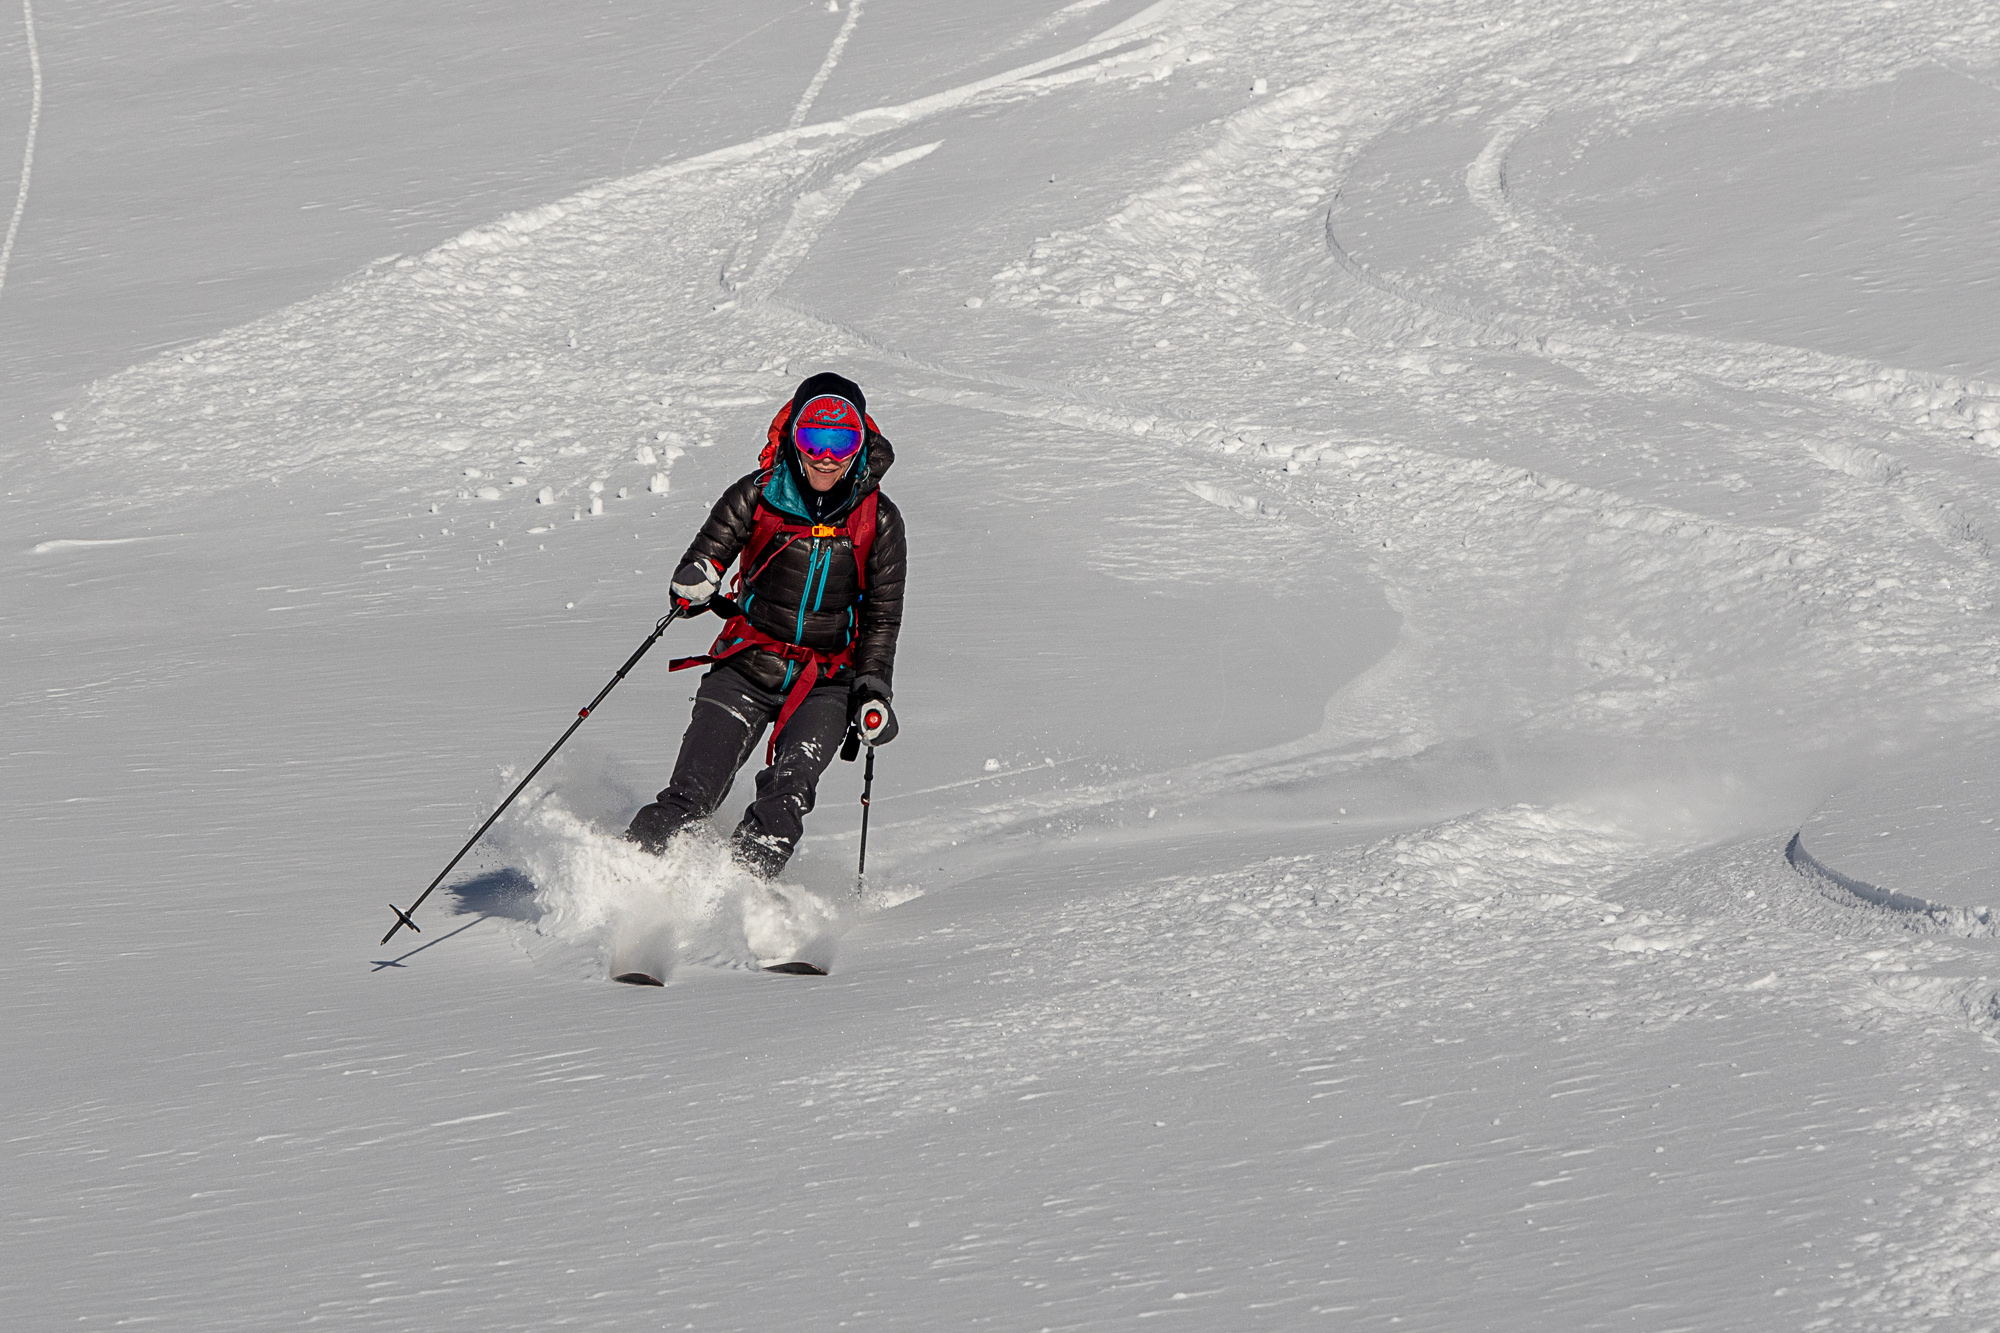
[{"left": 784, "top": 371, "right": 868, "bottom": 430}]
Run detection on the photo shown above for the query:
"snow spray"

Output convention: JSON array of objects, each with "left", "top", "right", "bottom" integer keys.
[
  {"left": 494, "top": 794, "right": 850, "bottom": 980},
  {"left": 381, "top": 608, "right": 683, "bottom": 945}
]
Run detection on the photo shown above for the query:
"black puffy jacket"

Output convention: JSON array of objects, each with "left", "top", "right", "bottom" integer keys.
[{"left": 680, "top": 432, "right": 905, "bottom": 695}]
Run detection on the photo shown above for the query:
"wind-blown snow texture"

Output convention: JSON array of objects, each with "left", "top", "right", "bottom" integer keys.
[{"left": 9, "top": 0, "right": 2000, "bottom": 1327}]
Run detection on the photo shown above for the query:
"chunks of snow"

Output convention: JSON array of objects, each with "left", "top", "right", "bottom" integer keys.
[
  {"left": 1610, "top": 931, "right": 1700, "bottom": 954},
  {"left": 1184, "top": 479, "right": 1275, "bottom": 518}
]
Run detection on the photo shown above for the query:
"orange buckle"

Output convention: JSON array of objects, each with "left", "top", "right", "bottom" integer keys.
[{"left": 809, "top": 525, "right": 838, "bottom": 539}]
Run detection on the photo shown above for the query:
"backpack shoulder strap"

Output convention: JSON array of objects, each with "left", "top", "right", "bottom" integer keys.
[
  {"left": 734, "top": 493, "right": 793, "bottom": 595},
  {"left": 848, "top": 491, "right": 879, "bottom": 591}
]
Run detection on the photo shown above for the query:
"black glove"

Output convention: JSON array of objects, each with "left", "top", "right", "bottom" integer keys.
[{"left": 850, "top": 675, "right": 898, "bottom": 746}]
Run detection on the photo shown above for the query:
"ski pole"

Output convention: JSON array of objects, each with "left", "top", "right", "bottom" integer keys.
[
  {"left": 855, "top": 741, "right": 877, "bottom": 888},
  {"left": 381, "top": 607, "right": 682, "bottom": 946}
]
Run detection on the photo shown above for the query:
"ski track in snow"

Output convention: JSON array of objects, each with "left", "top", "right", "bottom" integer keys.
[
  {"left": 617, "top": 4, "right": 817, "bottom": 176},
  {"left": 787, "top": 0, "right": 864, "bottom": 130},
  {"left": 17, "top": 0, "right": 2000, "bottom": 1325},
  {"left": 0, "top": 0, "right": 41, "bottom": 308}
]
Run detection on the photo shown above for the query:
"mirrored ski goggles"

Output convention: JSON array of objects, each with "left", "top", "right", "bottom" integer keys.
[{"left": 795, "top": 425, "right": 863, "bottom": 462}]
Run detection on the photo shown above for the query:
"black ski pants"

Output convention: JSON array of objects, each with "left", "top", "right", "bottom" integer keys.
[{"left": 625, "top": 663, "right": 850, "bottom": 875}]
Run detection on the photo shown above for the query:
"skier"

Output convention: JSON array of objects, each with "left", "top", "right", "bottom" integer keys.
[{"left": 625, "top": 371, "right": 905, "bottom": 877}]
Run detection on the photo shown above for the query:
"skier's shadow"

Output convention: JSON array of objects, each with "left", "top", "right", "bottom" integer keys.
[
  {"left": 447, "top": 868, "right": 542, "bottom": 923},
  {"left": 368, "top": 869, "right": 541, "bottom": 971}
]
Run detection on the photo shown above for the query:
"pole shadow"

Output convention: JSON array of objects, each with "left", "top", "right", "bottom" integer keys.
[
  {"left": 369, "top": 869, "right": 544, "bottom": 971},
  {"left": 370, "top": 913, "right": 493, "bottom": 970}
]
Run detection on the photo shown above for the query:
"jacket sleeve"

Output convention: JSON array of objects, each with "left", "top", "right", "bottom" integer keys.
[
  {"left": 853, "top": 493, "right": 906, "bottom": 691},
  {"left": 680, "top": 474, "right": 764, "bottom": 578}
]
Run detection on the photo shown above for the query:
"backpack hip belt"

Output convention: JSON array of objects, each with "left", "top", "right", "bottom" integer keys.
[{"left": 669, "top": 624, "right": 854, "bottom": 764}]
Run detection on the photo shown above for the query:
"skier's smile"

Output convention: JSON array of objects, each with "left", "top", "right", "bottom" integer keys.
[{"left": 802, "top": 452, "right": 854, "bottom": 492}]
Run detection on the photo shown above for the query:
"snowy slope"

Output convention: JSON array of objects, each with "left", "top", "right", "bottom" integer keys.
[{"left": 9, "top": 0, "right": 2000, "bottom": 1327}]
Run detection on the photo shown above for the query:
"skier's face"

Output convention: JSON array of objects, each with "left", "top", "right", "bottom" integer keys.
[{"left": 801, "top": 451, "right": 854, "bottom": 492}]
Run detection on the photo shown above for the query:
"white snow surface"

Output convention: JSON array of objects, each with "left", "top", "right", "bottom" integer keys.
[{"left": 8, "top": 0, "right": 2000, "bottom": 1327}]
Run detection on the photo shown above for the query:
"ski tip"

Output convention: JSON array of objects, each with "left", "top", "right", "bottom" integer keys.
[
  {"left": 763, "top": 960, "right": 829, "bottom": 976},
  {"left": 612, "top": 971, "right": 666, "bottom": 987}
]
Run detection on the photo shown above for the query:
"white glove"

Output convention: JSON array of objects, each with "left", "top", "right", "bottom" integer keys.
[{"left": 671, "top": 558, "right": 721, "bottom": 609}]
